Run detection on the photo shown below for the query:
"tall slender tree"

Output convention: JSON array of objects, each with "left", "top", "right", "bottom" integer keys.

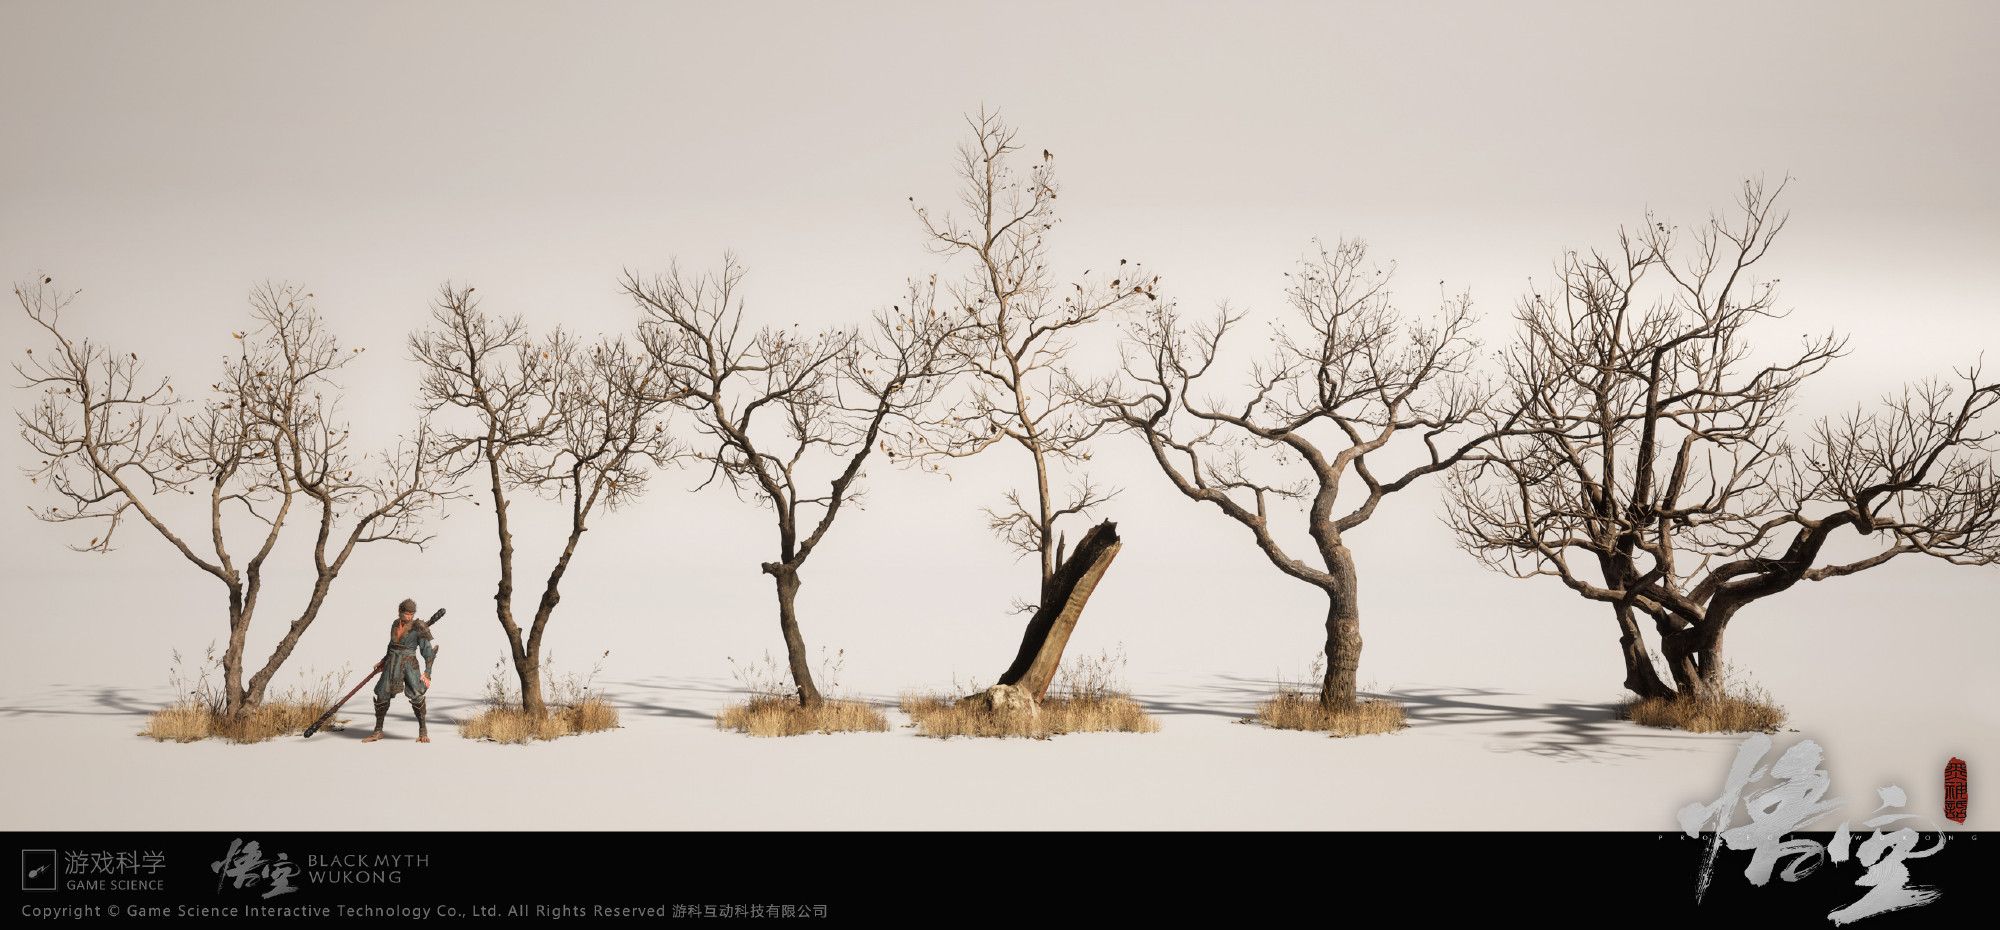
[
  {"left": 626, "top": 257, "right": 962, "bottom": 706},
  {"left": 411, "top": 286, "right": 678, "bottom": 717}
]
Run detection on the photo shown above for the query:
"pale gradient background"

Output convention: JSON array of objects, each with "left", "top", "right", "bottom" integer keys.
[{"left": 1, "top": 1, "right": 1994, "bottom": 829}]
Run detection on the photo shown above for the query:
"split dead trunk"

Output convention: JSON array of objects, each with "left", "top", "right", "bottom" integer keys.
[{"left": 997, "top": 520, "right": 1123, "bottom": 700}]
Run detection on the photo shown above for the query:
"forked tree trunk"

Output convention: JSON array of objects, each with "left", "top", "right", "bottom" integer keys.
[
  {"left": 517, "top": 654, "right": 546, "bottom": 717},
  {"left": 1319, "top": 546, "right": 1362, "bottom": 708},
  {"left": 1657, "top": 592, "right": 1748, "bottom": 702},
  {"left": 998, "top": 520, "right": 1122, "bottom": 699},
  {"left": 1661, "top": 620, "right": 1724, "bottom": 700},
  {"left": 1615, "top": 604, "right": 1675, "bottom": 700},
  {"left": 765, "top": 564, "right": 825, "bottom": 707}
]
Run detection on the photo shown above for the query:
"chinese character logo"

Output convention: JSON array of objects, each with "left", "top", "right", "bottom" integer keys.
[
  {"left": 21, "top": 850, "right": 57, "bottom": 892},
  {"left": 211, "top": 838, "right": 301, "bottom": 899},
  {"left": 1943, "top": 757, "right": 1966, "bottom": 825},
  {"left": 1678, "top": 733, "right": 1947, "bottom": 925}
]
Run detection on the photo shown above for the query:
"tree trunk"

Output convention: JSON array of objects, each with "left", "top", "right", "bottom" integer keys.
[
  {"left": 998, "top": 521, "right": 1122, "bottom": 699},
  {"left": 765, "top": 564, "right": 824, "bottom": 707},
  {"left": 1661, "top": 632, "right": 1699, "bottom": 697},
  {"left": 222, "top": 589, "right": 249, "bottom": 717},
  {"left": 245, "top": 574, "right": 337, "bottom": 707},
  {"left": 1661, "top": 623, "right": 1713, "bottom": 700},
  {"left": 516, "top": 651, "right": 546, "bottom": 717},
  {"left": 1694, "top": 619, "right": 1729, "bottom": 695},
  {"left": 1319, "top": 547, "right": 1362, "bottom": 708},
  {"left": 519, "top": 527, "right": 585, "bottom": 716},
  {"left": 1615, "top": 604, "right": 1674, "bottom": 700},
  {"left": 1659, "top": 597, "right": 1741, "bottom": 701}
]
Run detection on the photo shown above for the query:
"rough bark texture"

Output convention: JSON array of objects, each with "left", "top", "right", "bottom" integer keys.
[
  {"left": 997, "top": 520, "right": 1122, "bottom": 699},
  {"left": 1321, "top": 600, "right": 1362, "bottom": 708},
  {"left": 1615, "top": 604, "right": 1674, "bottom": 700},
  {"left": 766, "top": 564, "right": 825, "bottom": 707},
  {"left": 958, "top": 683, "right": 1040, "bottom": 718}
]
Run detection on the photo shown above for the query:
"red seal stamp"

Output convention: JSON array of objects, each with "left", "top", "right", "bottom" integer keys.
[{"left": 1944, "top": 757, "right": 1967, "bottom": 824}]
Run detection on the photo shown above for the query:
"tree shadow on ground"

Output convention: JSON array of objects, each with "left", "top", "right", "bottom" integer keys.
[
  {"left": 599, "top": 675, "right": 765, "bottom": 721},
  {"left": 0, "top": 685, "right": 512, "bottom": 745},
  {"left": 1134, "top": 675, "right": 1725, "bottom": 763},
  {"left": 0, "top": 686, "right": 168, "bottom": 720}
]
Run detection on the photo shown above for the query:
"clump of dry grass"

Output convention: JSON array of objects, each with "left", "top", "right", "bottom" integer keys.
[
  {"left": 901, "top": 645, "right": 1161, "bottom": 739},
  {"left": 715, "top": 695, "right": 890, "bottom": 736},
  {"left": 459, "top": 651, "right": 622, "bottom": 744},
  {"left": 140, "top": 645, "right": 348, "bottom": 744},
  {"left": 1246, "top": 652, "right": 1406, "bottom": 737},
  {"left": 458, "top": 698, "right": 621, "bottom": 742},
  {"left": 901, "top": 691, "right": 1158, "bottom": 739},
  {"left": 1254, "top": 691, "right": 1407, "bottom": 736},
  {"left": 714, "top": 648, "right": 888, "bottom": 736},
  {"left": 1620, "top": 670, "right": 1786, "bottom": 733}
]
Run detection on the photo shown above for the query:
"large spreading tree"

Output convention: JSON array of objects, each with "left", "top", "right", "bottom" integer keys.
[
  {"left": 411, "top": 286, "right": 679, "bottom": 716},
  {"left": 1445, "top": 181, "right": 2000, "bottom": 700}
]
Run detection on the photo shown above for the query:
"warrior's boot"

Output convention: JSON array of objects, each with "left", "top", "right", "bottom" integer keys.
[
  {"left": 362, "top": 699, "right": 389, "bottom": 742},
  {"left": 414, "top": 699, "right": 430, "bottom": 743}
]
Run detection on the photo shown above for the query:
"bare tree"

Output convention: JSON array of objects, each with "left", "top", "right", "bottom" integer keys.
[
  {"left": 901, "top": 108, "right": 1157, "bottom": 612},
  {"left": 1090, "top": 242, "right": 1510, "bottom": 707},
  {"left": 16, "top": 277, "right": 449, "bottom": 716},
  {"left": 411, "top": 286, "right": 678, "bottom": 717},
  {"left": 625, "top": 257, "right": 961, "bottom": 707},
  {"left": 1445, "top": 180, "right": 2000, "bottom": 700}
]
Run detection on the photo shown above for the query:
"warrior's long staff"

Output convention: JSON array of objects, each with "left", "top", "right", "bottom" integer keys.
[{"left": 303, "top": 608, "right": 446, "bottom": 738}]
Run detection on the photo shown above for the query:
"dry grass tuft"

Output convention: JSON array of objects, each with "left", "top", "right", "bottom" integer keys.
[
  {"left": 1621, "top": 687, "right": 1786, "bottom": 734},
  {"left": 139, "top": 646, "right": 345, "bottom": 744},
  {"left": 141, "top": 700, "right": 340, "bottom": 743},
  {"left": 459, "top": 651, "right": 622, "bottom": 744},
  {"left": 715, "top": 695, "right": 890, "bottom": 736},
  {"left": 1619, "top": 663, "right": 1786, "bottom": 733},
  {"left": 1253, "top": 691, "right": 1407, "bottom": 736},
  {"left": 459, "top": 697, "right": 621, "bottom": 743},
  {"left": 714, "top": 647, "right": 887, "bottom": 737},
  {"left": 141, "top": 704, "right": 216, "bottom": 743},
  {"left": 901, "top": 645, "right": 1160, "bottom": 739},
  {"left": 1244, "top": 652, "right": 1405, "bottom": 737},
  {"left": 901, "top": 691, "right": 1158, "bottom": 739}
]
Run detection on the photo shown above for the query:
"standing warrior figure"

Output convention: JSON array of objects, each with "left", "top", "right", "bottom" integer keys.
[{"left": 365, "top": 597, "right": 439, "bottom": 743}]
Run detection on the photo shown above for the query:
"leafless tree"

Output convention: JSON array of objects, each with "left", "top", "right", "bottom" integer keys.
[
  {"left": 16, "top": 277, "right": 449, "bottom": 716},
  {"left": 900, "top": 108, "right": 1158, "bottom": 612},
  {"left": 625, "top": 256, "right": 962, "bottom": 707},
  {"left": 1089, "top": 242, "right": 1511, "bottom": 706},
  {"left": 1445, "top": 180, "right": 2000, "bottom": 700},
  {"left": 411, "top": 286, "right": 679, "bottom": 717}
]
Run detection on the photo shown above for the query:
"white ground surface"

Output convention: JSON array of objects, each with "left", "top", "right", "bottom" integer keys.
[{"left": 2, "top": 667, "right": 1989, "bottom": 832}]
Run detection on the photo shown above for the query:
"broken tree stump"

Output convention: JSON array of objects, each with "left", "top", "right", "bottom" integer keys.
[{"left": 996, "top": 520, "right": 1123, "bottom": 700}]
